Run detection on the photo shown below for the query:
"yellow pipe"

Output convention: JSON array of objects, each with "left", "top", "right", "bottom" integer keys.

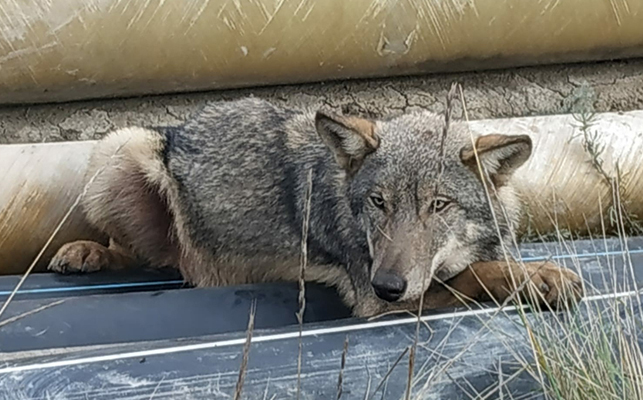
[
  {"left": 1, "top": 0, "right": 642, "bottom": 105},
  {"left": 0, "top": 142, "right": 106, "bottom": 275}
]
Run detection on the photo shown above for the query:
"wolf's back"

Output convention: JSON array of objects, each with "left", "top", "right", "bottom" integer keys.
[{"left": 161, "top": 98, "right": 316, "bottom": 257}]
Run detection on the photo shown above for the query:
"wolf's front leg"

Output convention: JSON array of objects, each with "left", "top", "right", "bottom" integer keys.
[
  {"left": 353, "top": 261, "right": 583, "bottom": 318},
  {"left": 437, "top": 260, "right": 584, "bottom": 309}
]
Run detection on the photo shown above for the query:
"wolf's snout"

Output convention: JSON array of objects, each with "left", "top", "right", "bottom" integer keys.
[{"left": 371, "top": 270, "right": 407, "bottom": 302}]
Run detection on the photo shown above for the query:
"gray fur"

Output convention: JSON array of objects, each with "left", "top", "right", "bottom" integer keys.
[{"left": 49, "top": 97, "right": 532, "bottom": 316}]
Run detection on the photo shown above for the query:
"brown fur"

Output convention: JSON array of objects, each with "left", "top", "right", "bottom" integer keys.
[{"left": 460, "top": 134, "right": 532, "bottom": 187}]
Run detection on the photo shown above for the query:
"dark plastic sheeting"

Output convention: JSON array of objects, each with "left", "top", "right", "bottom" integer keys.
[{"left": 0, "top": 237, "right": 642, "bottom": 399}]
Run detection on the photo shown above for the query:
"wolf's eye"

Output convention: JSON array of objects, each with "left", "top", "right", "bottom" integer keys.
[
  {"left": 370, "top": 194, "right": 386, "bottom": 210},
  {"left": 429, "top": 198, "right": 451, "bottom": 213}
]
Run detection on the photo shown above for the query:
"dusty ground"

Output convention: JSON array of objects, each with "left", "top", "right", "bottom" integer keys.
[{"left": 1, "top": 58, "right": 643, "bottom": 144}]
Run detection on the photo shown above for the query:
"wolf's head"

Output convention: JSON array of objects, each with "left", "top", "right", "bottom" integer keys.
[{"left": 315, "top": 110, "right": 531, "bottom": 304}]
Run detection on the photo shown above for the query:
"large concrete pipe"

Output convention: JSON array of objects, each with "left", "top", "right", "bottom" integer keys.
[
  {"left": 1, "top": 0, "right": 642, "bottom": 105},
  {"left": 0, "top": 142, "right": 106, "bottom": 275}
]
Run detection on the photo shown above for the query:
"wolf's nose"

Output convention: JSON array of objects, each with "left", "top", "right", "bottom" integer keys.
[{"left": 371, "top": 271, "right": 407, "bottom": 302}]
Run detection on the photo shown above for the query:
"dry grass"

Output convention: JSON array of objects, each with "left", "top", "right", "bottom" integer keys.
[
  {"left": 521, "top": 295, "right": 643, "bottom": 399},
  {"left": 369, "top": 346, "right": 410, "bottom": 400},
  {"left": 0, "top": 299, "right": 65, "bottom": 328},
  {"left": 233, "top": 299, "right": 257, "bottom": 400},
  {"left": 571, "top": 107, "right": 643, "bottom": 236},
  {"left": 512, "top": 216, "right": 643, "bottom": 399},
  {"left": 512, "top": 91, "right": 643, "bottom": 400},
  {"left": 336, "top": 336, "right": 349, "bottom": 400},
  {"left": 296, "top": 168, "right": 314, "bottom": 400}
]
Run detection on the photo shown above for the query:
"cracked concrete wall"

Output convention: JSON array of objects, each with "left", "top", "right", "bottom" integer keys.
[{"left": 1, "top": 59, "right": 643, "bottom": 144}]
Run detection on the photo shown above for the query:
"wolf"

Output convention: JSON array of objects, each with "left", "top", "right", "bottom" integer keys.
[{"left": 48, "top": 97, "right": 582, "bottom": 317}]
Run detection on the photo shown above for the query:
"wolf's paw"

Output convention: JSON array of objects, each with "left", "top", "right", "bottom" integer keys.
[
  {"left": 514, "top": 261, "right": 583, "bottom": 309},
  {"left": 48, "top": 241, "right": 112, "bottom": 274}
]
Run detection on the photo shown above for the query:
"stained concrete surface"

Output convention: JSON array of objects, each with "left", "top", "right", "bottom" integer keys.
[{"left": 1, "top": 59, "right": 643, "bottom": 144}]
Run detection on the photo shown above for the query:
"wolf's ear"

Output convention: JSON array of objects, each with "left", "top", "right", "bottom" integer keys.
[
  {"left": 460, "top": 134, "right": 532, "bottom": 186},
  {"left": 315, "top": 111, "right": 380, "bottom": 175}
]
